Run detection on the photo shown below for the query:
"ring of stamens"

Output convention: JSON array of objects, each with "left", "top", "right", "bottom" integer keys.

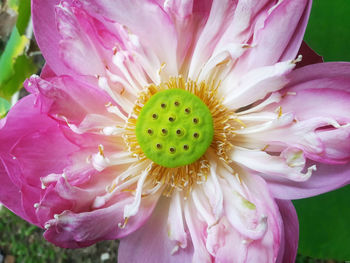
[{"left": 124, "top": 77, "right": 237, "bottom": 196}]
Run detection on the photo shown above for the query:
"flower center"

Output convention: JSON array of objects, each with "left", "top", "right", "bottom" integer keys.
[
  {"left": 124, "top": 77, "right": 234, "bottom": 195},
  {"left": 135, "top": 89, "right": 214, "bottom": 168}
]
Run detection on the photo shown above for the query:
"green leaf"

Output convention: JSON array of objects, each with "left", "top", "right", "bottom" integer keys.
[
  {"left": 0, "top": 54, "right": 37, "bottom": 99},
  {"left": 0, "top": 27, "right": 36, "bottom": 100},
  {"left": 0, "top": 0, "right": 33, "bottom": 101},
  {"left": 293, "top": 185, "right": 350, "bottom": 261},
  {"left": 0, "top": 97, "right": 10, "bottom": 118},
  {"left": 16, "top": 0, "right": 31, "bottom": 35},
  {"left": 304, "top": 0, "right": 350, "bottom": 62},
  {"left": 0, "top": 27, "right": 29, "bottom": 83}
]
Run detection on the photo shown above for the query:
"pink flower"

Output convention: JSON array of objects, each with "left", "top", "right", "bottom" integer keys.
[{"left": 1, "top": 0, "right": 350, "bottom": 262}]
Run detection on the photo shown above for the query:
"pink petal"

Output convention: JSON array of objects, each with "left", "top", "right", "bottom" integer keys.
[
  {"left": 275, "top": 200, "right": 299, "bottom": 263},
  {"left": 233, "top": 173, "right": 282, "bottom": 263},
  {"left": 0, "top": 95, "right": 78, "bottom": 226},
  {"left": 236, "top": 0, "right": 311, "bottom": 72},
  {"left": 55, "top": 2, "right": 106, "bottom": 76},
  {"left": 280, "top": 88, "right": 350, "bottom": 125},
  {"left": 222, "top": 59, "right": 296, "bottom": 109},
  {"left": 44, "top": 191, "right": 160, "bottom": 248},
  {"left": 163, "top": 0, "right": 212, "bottom": 71},
  {"left": 260, "top": 62, "right": 350, "bottom": 165},
  {"left": 32, "top": 0, "right": 71, "bottom": 75},
  {"left": 266, "top": 161, "right": 350, "bottom": 199},
  {"left": 0, "top": 156, "right": 40, "bottom": 226},
  {"left": 277, "top": 87, "right": 350, "bottom": 163},
  {"left": 286, "top": 62, "right": 350, "bottom": 92},
  {"left": 25, "top": 75, "right": 116, "bottom": 125},
  {"left": 212, "top": 219, "right": 247, "bottom": 263},
  {"left": 231, "top": 147, "right": 315, "bottom": 182},
  {"left": 188, "top": 0, "right": 238, "bottom": 78},
  {"left": 167, "top": 191, "right": 188, "bottom": 249},
  {"left": 214, "top": 0, "right": 276, "bottom": 50},
  {"left": 183, "top": 198, "right": 213, "bottom": 262},
  {"left": 179, "top": 164, "right": 283, "bottom": 263},
  {"left": 80, "top": 0, "right": 179, "bottom": 75},
  {"left": 189, "top": 0, "right": 293, "bottom": 78},
  {"left": 118, "top": 198, "right": 194, "bottom": 263}
]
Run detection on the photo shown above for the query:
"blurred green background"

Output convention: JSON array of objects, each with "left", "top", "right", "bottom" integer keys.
[{"left": 0, "top": 0, "right": 350, "bottom": 262}]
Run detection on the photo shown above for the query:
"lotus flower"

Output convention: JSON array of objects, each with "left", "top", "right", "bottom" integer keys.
[{"left": 1, "top": 0, "right": 350, "bottom": 262}]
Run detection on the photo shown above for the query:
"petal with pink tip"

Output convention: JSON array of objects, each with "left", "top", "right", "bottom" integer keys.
[
  {"left": 266, "top": 161, "right": 350, "bottom": 200},
  {"left": 80, "top": 0, "right": 179, "bottom": 75},
  {"left": 188, "top": 0, "right": 238, "bottom": 78},
  {"left": 235, "top": 0, "right": 311, "bottom": 72},
  {"left": 25, "top": 75, "right": 118, "bottom": 125},
  {"left": 286, "top": 62, "right": 350, "bottom": 92},
  {"left": 55, "top": 2, "right": 106, "bottom": 76},
  {"left": 163, "top": 0, "right": 212, "bottom": 70},
  {"left": 276, "top": 88, "right": 350, "bottom": 163},
  {"left": 32, "top": 0, "right": 71, "bottom": 75},
  {"left": 279, "top": 88, "right": 350, "bottom": 124},
  {"left": 44, "top": 191, "right": 160, "bottom": 248}
]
